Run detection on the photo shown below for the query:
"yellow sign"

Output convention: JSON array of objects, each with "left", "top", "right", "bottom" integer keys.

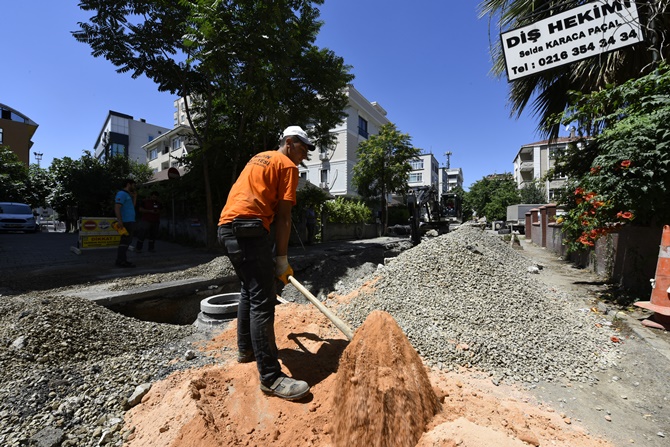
[
  {"left": 77, "top": 217, "right": 121, "bottom": 250},
  {"left": 81, "top": 234, "right": 121, "bottom": 248}
]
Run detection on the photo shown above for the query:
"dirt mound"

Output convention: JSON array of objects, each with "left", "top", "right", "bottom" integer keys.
[
  {"left": 123, "top": 301, "right": 613, "bottom": 447},
  {"left": 332, "top": 310, "right": 441, "bottom": 447}
]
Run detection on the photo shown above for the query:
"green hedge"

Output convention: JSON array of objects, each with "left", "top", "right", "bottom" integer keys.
[{"left": 324, "top": 197, "right": 372, "bottom": 224}]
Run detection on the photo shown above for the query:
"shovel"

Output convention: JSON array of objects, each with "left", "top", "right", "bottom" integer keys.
[{"left": 288, "top": 275, "right": 354, "bottom": 341}]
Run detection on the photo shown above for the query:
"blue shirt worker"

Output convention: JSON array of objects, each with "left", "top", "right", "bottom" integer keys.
[{"left": 114, "top": 178, "right": 137, "bottom": 268}]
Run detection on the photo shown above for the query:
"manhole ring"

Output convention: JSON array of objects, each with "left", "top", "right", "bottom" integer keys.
[{"left": 201, "top": 293, "right": 240, "bottom": 315}]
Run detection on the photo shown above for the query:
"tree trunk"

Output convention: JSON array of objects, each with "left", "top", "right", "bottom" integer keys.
[{"left": 202, "top": 152, "right": 217, "bottom": 249}]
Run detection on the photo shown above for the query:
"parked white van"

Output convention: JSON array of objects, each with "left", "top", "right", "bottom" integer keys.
[{"left": 0, "top": 202, "right": 38, "bottom": 233}]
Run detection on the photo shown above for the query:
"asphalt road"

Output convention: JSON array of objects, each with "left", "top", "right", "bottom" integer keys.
[{"left": 0, "top": 229, "right": 217, "bottom": 294}]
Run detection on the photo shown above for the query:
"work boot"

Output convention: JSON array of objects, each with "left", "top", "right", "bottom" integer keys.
[
  {"left": 237, "top": 350, "right": 255, "bottom": 363},
  {"left": 115, "top": 260, "right": 136, "bottom": 268},
  {"left": 260, "top": 374, "right": 310, "bottom": 401}
]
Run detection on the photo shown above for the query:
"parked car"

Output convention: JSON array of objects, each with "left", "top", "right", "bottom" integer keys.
[{"left": 0, "top": 202, "right": 38, "bottom": 233}]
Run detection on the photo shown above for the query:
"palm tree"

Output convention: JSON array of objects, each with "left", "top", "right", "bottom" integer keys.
[{"left": 478, "top": 0, "right": 670, "bottom": 138}]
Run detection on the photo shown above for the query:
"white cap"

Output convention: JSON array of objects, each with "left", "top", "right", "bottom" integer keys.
[{"left": 282, "top": 126, "right": 315, "bottom": 151}]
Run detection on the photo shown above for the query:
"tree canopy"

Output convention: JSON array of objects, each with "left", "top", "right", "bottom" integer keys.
[
  {"left": 479, "top": 0, "right": 670, "bottom": 138},
  {"left": 73, "top": 0, "right": 354, "bottom": 246},
  {"left": 464, "top": 173, "right": 520, "bottom": 222},
  {"left": 352, "top": 123, "right": 421, "bottom": 231},
  {"left": 0, "top": 146, "right": 30, "bottom": 203},
  {"left": 551, "top": 63, "right": 670, "bottom": 251}
]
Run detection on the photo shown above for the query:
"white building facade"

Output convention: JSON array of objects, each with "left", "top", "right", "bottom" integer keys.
[
  {"left": 300, "top": 85, "right": 390, "bottom": 197},
  {"left": 408, "top": 153, "right": 440, "bottom": 190},
  {"left": 93, "top": 110, "right": 170, "bottom": 164},
  {"left": 442, "top": 167, "right": 463, "bottom": 192},
  {"left": 142, "top": 124, "right": 195, "bottom": 181},
  {"left": 512, "top": 134, "right": 580, "bottom": 201}
]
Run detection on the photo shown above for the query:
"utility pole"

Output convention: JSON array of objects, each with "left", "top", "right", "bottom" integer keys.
[{"left": 34, "top": 152, "right": 43, "bottom": 168}]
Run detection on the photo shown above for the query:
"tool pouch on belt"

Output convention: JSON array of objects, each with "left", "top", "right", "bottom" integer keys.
[{"left": 232, "top": 218, "right": 266, "bottom": 238}]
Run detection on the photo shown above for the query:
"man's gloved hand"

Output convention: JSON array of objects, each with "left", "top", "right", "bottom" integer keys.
[{"left": 275, "top": 255, "right": 293, "bottom": 285}]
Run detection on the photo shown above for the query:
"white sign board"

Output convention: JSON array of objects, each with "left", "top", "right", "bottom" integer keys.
[{"left": 501, "top": 1, "right": 643, "bottom": 81}]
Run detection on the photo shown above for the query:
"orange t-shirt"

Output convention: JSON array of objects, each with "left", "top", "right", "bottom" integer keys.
[{"left": 218, "top": 150, "right": 298, "bottom": 231}]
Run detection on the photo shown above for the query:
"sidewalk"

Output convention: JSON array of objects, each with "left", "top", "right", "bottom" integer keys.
[{"left": 0, "top": 229, "right": 217, "bottom": 293}]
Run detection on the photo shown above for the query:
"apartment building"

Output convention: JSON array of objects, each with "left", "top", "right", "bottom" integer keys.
[
  {"left": 93, "top": 111, "right": 170, "bottom": 164},
  {"left": 0, "top": 103, "right": 38, "bottom": 166},
  {"left": 512, "top": 130, "right": 581, "bottom": 201},
  {"left": 442, "top": 167, "right": 464, "bottom": 192},
  {"left": 142, "top": 124, "right": 196, "bottom": 181},
  {"left": 300, "top": 85, "right": 390, "bottom": 197},
  {"left": 408, "top": 153, "right": 440, "bottom": 191}
]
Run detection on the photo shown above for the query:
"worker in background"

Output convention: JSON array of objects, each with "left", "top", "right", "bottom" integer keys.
[
  {"left": 217, "top": 125, "right": 314, "bottom": 401},
  {"left": 114, "top": 178, "right": 137, "bottom": 268},
  {"left": 135, "top": 190, "right": 162, "bottom": 253},
  {"left": 306, "top": 205, "right": 317, "bottom": 245}
]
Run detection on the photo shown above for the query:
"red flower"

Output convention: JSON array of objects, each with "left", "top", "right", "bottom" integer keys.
[
  {"left": 590, "top": 166, "right": 601, "bottom": 175},
  {"left": 621, "top": 211, "right": 633, "bottom": 219},
  {"left": 620, "top": 160, "right": 631, "bottom": 168},
  {"left": 575, "top": 187, "right": 584, "bottom": 196}
]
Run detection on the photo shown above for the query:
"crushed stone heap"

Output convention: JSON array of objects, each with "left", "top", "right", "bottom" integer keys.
[
  {"left": 338, "top": 225, "right": 616, "bottom": 384},
  {"left": 332, "top": 310, "right": 441, "bottom": 447}
]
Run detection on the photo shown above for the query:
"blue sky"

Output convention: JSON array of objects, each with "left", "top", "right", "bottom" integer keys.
[{"left": 2, "top": 1, "right": 556, "bottom": 189}]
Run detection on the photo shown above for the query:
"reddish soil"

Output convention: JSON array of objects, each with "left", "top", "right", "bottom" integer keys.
[{"left": 123, "top": 300, "right": 614, "bottom": 447}]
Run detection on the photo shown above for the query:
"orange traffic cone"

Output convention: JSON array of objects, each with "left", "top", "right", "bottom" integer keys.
[{"left": 635, "top": 225, "right": 670, "bottom": 330}]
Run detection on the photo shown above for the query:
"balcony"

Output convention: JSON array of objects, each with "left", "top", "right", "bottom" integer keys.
[{"left": 519, "top": 161, "right": 534, "bottom": 172}]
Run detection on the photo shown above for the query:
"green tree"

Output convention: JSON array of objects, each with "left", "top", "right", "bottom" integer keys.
[
  {"left": 464, "top": 174, "right": 520, "bottom": 221},
  {"left": 48, "top": 152, "right": 152, "bottom": 219},
  {"left": 0, "top": 146, "right": 30, "bottom": 203},
  {"left": 479, "top": 0, "right": 670, "bottom": 138},
  {"left": 74, "top": 0, "right": 352, "bottom": 247},
  {"left": 552, "top": 64, "right": 670, "bottom": 251},
  {"left": 519, "top": 180, "right": 546, "bottom": 204},
  {"left": 352, "top": 123, "right": 421, "bottom": 233},
  {"left": 27, "top": 164, "right": 53, "bottom": 209}
]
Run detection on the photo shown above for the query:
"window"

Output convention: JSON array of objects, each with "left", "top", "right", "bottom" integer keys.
[
  {"left": 320, "top": 169, "right": 328, "bottom": 183},
  {"left": 0, "top": 128, "right": 3, "bottom": 144},
  {"left": 358, "top": 116, "right": 368, "bottom": 138},
  {"left": 148, "top": 134, "right": 155, "bottom": 142},
  {"left": 409, "top": 159, "right": 424, "bottom": 170},
  {"left": 110, "top": 143, "right": 126, "bottom": 157},
  {"left": 172, "top": 136, "right": 183, "bottom": 151},
  {"left": 149, "top": 148, "right": 158, "bottom": 161},
  {"left": 409, "top": 173, "right": 423, "bottom": 183},
  {"left": 548, "top": 146, "right": 564, "bottom": 160},
  {"left": 300, "top": 172, "right": 307, "bottom": 180},
  {"left": 110, "top": 115, "right": 129, "bottom": 134}
]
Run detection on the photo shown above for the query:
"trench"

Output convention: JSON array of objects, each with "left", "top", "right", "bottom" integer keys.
[
  {"left": 108, "top": 281, "right": 241, "bottom": 327},
  {"left": 105, "top": 240, "right": 410, "bottom": 327}
]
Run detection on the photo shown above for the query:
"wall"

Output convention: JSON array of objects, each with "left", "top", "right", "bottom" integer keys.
[{"left": 526, "top": 207, "right": 662, "bottom": 294}]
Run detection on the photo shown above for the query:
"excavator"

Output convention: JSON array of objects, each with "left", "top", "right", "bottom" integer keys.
[{"left": 406, "top": 186, "right": 462, "bottom": 245}]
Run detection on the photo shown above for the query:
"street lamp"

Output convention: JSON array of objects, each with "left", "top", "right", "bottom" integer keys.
[
  {"left": 443, "top": 151, "right": 453, "bottom": 192},
  {"left": 34, "top": 152, "right": 43, "bottom": 168}
]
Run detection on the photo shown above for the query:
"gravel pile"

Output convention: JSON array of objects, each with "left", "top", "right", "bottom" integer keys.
[
  {"left": 0, "top": 294, "right": 219, "bottom": 447},
  {"left": 337, "top": 224, "right": 617, "bottom": 385}
]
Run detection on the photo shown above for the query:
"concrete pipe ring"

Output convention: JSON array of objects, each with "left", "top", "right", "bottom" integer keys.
[{"left": 201, "top": 293, "right": 240, "bottom": 315}]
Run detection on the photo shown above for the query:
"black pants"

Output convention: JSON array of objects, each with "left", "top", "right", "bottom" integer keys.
[
  {"left": 218, "top": 224, "right": 280, "bottom": 385},
  {"left": 116, "top": 221, "right": 135, "bottom": 263},
  {"left": 136, "top": 220, "right": 159, "bottom": 251}
]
